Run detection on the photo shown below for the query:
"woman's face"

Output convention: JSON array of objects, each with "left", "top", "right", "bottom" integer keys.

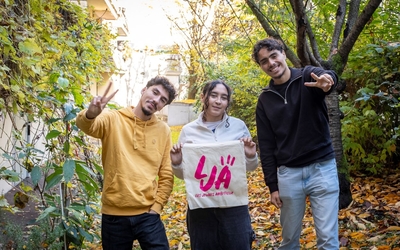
[{"left": 202, "top": 83, "right": 229, "bottom": 122}]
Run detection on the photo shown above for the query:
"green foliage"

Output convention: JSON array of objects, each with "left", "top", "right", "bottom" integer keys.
[
  {"left": 341, "top": 41, "right": 400, "bottom": 174},
  {"left": 0, "top": 0, "right": 114, "bottom": 248},
  {"left": 0, "top": 219, "right": 64, "bottom": 250},
  {"left": 202, "top": 36, "right": 269, "bottom": 139}
]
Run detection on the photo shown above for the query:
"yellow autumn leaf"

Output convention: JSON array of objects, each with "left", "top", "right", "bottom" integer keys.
[
  {"left": 305, "top": 241, "right": 316, "bottom": 248},
  {"left": 385, "top": 226, "right": 400, "bottom": 231},
  {"left": 169, "top": 239, "right": 179, "bottom": 245},
  {"left": 350, "top": 232, "right": 365, "bottom": 240},
  {"left": 302, "top": 226, "right": 314, "bottom": 234},
  {"left": 358, "top": 212, "right": 370, "bottom": 219},
  {"left": 351, "top": 241, "right": 368, "bottom": 249}
]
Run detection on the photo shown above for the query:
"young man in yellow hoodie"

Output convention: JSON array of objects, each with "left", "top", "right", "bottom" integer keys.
[{"left": 76, "top": 76, "right": 177, "bottom": 250}]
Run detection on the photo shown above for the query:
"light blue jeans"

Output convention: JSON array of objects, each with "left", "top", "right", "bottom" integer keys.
[{"left": 277, "top": 158, "right": 339, "bottom": 250}]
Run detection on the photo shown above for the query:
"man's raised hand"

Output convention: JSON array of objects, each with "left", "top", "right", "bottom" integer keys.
[
  {"left": 304, "top": 72, "right": 334, "bottom": 92},
  {"left": 86, "top": 82, "right": 119, "bottom": 119}
]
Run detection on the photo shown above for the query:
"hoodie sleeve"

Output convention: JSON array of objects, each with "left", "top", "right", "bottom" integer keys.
[
  {"left": 76, "top": 109, "right": 109, "bottom": 138},
  {"left": 246, "top": 154, "right": 259, "bottom": 171},
  {"left": 151, "top": 128, "right": 174, "bottom": 214}
]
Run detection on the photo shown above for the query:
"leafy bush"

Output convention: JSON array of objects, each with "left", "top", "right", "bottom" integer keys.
[
  {"left": 0, "top": 0, "right": 115, "bottom": 248},
  {"left": 341, "top": 41, "right": 400, "bottom": 174}
]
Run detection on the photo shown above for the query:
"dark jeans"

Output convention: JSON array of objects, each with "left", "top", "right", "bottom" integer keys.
[
  {"left": 187, "top": 205, "right": 255, "bottom": 250},
  {"left": 101, "top": 213, "right": 170, "bottom": 250}
]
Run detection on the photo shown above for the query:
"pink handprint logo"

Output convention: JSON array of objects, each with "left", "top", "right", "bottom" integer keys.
[{"left": 194, "top": 154, "right": 235, "bottom": 192}]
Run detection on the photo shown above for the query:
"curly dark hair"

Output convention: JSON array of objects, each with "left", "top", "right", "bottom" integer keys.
[
  {"left": 146, "top": 76, "right": 177, "bottom": 104},
  {"left": 252, "top": 37, "right": 284, "bottom": 65}
]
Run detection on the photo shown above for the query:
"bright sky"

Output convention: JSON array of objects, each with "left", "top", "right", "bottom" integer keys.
[{"left": 119, "top": 0, "right": 179, "bottom": 48}]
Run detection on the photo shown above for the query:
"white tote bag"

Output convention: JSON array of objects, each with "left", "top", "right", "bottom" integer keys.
[{"left": 182, "top": 140, "right": 249, "bottom": 209}]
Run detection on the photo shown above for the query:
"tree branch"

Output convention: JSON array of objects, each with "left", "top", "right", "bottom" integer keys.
[
  {"left": 337, "top": 0, "right": 382, "bottom": 71},
  {"left": 245, "top": 0, "right": 301, "bottom": 67},
  {"left": 347, "top": 0, "right": 361, "bottom": 31},
  {"left": 330, "top": 0, "right": 347, "bottom": 57},
  {"left": 290, "top": 0, "right": 310, "bottom": 65}
]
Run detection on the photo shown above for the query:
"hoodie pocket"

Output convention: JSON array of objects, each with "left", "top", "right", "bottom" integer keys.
[{"left": 102, "top": 173, "right": 156, "bottom": 208}]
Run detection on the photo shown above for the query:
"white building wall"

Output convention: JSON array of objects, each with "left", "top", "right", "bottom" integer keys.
[
  {"left": 166, "top": 102, "right": 198, "bottom": 126},
  {"left": 0, "top": 114, "right": 28, "bottom": 194}
]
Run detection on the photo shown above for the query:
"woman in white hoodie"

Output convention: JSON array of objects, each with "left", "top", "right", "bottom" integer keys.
[{"left": 170, "top": 79, "right": 258, "bottom": 250}]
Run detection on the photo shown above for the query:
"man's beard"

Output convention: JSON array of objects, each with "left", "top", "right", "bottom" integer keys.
[
  {"left": 142, "top": 107, "right": 152, "bottom": 116},
  {"left": 272, "top": 66, "right": 286, "bottom": 81}
]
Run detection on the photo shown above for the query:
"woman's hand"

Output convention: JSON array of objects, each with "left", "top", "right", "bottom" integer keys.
[
  {"left": 170, "top": 143, "right": 183, "bottom": 165},
  {"left": 240, "top": 137, "right": 256, "bottom": 158}
]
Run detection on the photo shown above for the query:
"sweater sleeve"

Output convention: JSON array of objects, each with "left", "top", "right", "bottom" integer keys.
[
  {"left": 245, "top": 154, "right": 259, "bottom": 171},
  {"left": 76, "top": 109, "right": 108, "bottom": 138},
  {"left": 256, "top": 99, "right": 279, "bottom": 193},
  {"left": 151, "top": 129, "right": 174, "bottom": 214}
]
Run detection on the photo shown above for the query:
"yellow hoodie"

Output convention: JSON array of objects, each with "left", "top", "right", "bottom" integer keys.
[{"left": 76, "top": 106, "right": 174, "bottom": 215}]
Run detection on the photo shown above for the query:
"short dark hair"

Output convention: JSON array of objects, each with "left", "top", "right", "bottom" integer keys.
[
  {"left": 146, "top": 76, "right": 176, "bottom": 104},
  {"left": 252, "top": 38, "right": 284, "bottom": 65}
]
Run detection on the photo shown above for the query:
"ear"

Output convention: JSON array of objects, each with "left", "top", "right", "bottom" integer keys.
[
  {"left": 200, "top": 93, "right": 205, "bottom": 103},
  {"left": 141, "top": 87, "right": 147, "bottom": 94}
]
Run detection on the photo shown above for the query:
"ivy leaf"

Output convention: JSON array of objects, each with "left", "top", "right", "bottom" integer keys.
[
  {"left": 63, "top": 102, "right": 73, "bottom": 115},
  {"left": 66, "top": 41, "right": 76, "bottom": 47},
  {"left": 57, "top": 77, "right": 69, "bottom": 88},
  {"left": 18, "top": 38, "right": 42, "bottom": 55},
  {"left": 49, "top": 72, "right": 60, "bottom": 84}
]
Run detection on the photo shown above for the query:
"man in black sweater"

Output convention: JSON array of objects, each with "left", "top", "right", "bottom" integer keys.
[{"left": 252, "top": 37, "right": 339, "bottom": 250}]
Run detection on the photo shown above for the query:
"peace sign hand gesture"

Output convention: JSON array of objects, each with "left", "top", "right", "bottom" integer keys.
[
  {"left": 304, "top": 72, "right": 334, "bottom": 92},
  {"left": 86, "top": 82, "right": 119, "bottom": 119}
]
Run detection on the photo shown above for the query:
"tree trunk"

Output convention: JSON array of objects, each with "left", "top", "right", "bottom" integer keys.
[{"left": 326, "top": 87, "right": 352, "bottom": 209}]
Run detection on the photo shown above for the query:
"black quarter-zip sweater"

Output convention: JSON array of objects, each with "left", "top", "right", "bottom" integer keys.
[{"left": 256, "top": 66, "right": 338, "bottom": 193}]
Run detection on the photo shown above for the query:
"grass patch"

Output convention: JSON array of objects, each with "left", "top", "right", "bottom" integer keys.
[
  {"left": 173, "top": 177, "right": 186, "bottom": 193},
  {"left": 170, "top": 125, "right": 185, "bottom": 193},
  {"left": 170, "top": 125, "right": 183, "bottom": 144}
]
